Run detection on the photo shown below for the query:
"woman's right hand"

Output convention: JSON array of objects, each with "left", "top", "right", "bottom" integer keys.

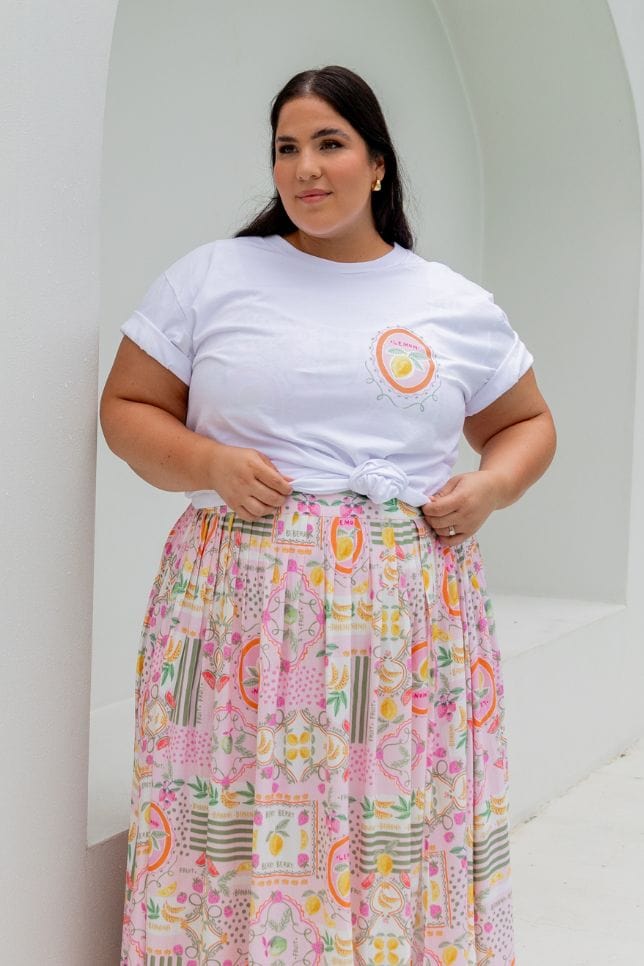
[{"left": 210, "top": 445, "right": 295, "bottom": 522}]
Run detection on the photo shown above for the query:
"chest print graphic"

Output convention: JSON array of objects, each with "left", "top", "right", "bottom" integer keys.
[{"left": 365, "top": 326, "right": 441, "bottom": 411}]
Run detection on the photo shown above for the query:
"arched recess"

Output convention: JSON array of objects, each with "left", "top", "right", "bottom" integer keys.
[
  {"left": 89, "top": 0, "right": 641, "bottom": 869},
  {"left": 91, "top": 0, "right": 485, "bottom": 845}
]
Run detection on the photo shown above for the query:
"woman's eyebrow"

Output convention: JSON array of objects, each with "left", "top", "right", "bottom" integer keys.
[{"left": 275, "top": 127, "right": 350, "bottom": 143}]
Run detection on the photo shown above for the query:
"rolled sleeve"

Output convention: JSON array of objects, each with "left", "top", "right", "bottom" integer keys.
[
  {"left": 120, "top": 309, "right": 192, "bottom": 385},
  {"left": 465, "top": 327, "right": 534, "bottom": 415},
  {"left": 120, "top": 269, "right": 194, "bottom": 385},
  {"left": 465, "top": 301, "right": 534, "bottom": 416}
]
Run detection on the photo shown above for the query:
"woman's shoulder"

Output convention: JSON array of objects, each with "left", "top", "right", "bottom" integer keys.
[
  {"left": 167, "top": 234, "right": 266, "bottom": 267},
  {"left": 407, "top": 251, "right": 496, "bottom": 304},
  {"left": 162, "top": 235, "right": 272, "bottom": 290}
]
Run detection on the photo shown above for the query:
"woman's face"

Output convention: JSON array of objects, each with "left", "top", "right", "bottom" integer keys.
[{"left": 273, "top": 95, "right": 385, "bottom": 241}]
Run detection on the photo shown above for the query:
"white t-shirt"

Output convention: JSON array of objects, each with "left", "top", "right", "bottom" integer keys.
[{"left": 120, "top": 234, "right": 534, "bottom": 508}]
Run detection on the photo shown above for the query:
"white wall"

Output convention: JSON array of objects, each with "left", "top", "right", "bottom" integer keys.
[
  {"left": 2, "top": 0, "right": 643, "bottom": 962},
  {"left": 437, "top": 0, "right": 642, "bottom": 602},
  {"left": 608, "top": 0, "right": 644, "bottom": 723},
  {"left": 1, "top": 0, "right": 121, "bottom": 960}
]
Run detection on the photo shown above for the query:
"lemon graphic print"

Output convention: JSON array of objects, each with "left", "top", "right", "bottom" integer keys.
[
  {"left": 366, "top": 325, "right": 440, "bottom": 410},
  {"left": 390, "top": 353, "right": 414, "bottom": 378},
  {"left": 336, "top": 535, "right": 354, "bottom": 561},
  {"left": 266, "top": 816, "right": 290, "bottom": 858},
  {"left": 337, "top": 868, "right": 351, "bottom": 898},
  {"left": 304, "top": 894, "right": 321, "bottom": 914},
  {"left": 268, "top": 831, "right": 283, "bottom": 856}
]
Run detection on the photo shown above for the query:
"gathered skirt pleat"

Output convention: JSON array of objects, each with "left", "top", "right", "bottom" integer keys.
[{"left": 120, "top": 489, "right": 515, "bottom": 966}]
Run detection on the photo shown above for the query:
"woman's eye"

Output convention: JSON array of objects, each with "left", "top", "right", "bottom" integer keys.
[{"left": 276, "top": 140, "right": 342, "bottom": 155}]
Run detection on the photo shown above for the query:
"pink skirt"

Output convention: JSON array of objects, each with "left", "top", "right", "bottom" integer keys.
[{"left": 120, "top": 489, "right": 515, "bottom": 965}]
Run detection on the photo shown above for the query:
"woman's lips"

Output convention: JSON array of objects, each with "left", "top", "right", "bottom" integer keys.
[{"left": 297, "top": 192, "right": 331, "bottom": 204}]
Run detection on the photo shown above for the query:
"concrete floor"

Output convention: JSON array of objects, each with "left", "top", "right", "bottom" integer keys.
[{"left": 510, "top": 735, "right": 644, "bottom": 965}]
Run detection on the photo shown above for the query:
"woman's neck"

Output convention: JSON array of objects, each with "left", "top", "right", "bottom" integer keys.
[{"left": 281, "top": 228, "right": 393, "bottom": 263}]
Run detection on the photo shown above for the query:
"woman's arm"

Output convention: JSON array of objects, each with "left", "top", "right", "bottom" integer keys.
[
  {"left": 99, "top": 336, "right": 220, "bottom": 492},
  {"left": 463, "top": 367, "right": 557, "bottom": 509},
  {"left": 422, "top": 368, "right": 556, "bottom": 545},
  {"left": 99, "top": 336, "right": 294, "bottom": 518}
]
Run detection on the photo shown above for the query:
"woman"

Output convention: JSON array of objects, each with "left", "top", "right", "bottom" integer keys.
[{"left": 103, "top": 65, "right": 556, "bottom": 966}]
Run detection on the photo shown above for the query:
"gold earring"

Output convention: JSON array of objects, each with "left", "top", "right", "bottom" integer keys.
[{"left": 372, "top": 178, "right": 382, "bottom": 192}]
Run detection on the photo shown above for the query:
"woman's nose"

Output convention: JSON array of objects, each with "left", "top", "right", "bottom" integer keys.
[{"left": 296, "top": 149, "right": 321, "bottom": 180}]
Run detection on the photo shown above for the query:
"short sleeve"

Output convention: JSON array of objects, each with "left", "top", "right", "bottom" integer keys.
[
  {"left": 463, "top": 300, "right": 534, "bottom": 416},
  {"left": 120, "top": 244, "right": 212, "bottom": 385}
]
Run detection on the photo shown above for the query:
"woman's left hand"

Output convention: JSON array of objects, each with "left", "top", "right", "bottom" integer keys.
[{"left": 420, "top": 470, "right": 503, "bottom": 547}]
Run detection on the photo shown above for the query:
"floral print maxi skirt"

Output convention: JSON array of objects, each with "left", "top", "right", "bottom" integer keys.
[{"left": 120, "top": 490, "right": 516, "bottom": 965}]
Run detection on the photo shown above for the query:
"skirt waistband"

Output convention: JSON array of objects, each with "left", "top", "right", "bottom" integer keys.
[{"left": 207, "top": 489, "right": 424, "bottom": 523}]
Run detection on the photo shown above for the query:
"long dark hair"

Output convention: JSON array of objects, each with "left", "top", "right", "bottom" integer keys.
[{"left": 234, "top": 65, "right": 415, "bottom": 249}]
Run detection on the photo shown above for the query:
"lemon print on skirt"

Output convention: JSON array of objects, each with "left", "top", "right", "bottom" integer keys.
[{"left": 268, "top": 831, "right": 284, "bottom": 856}]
